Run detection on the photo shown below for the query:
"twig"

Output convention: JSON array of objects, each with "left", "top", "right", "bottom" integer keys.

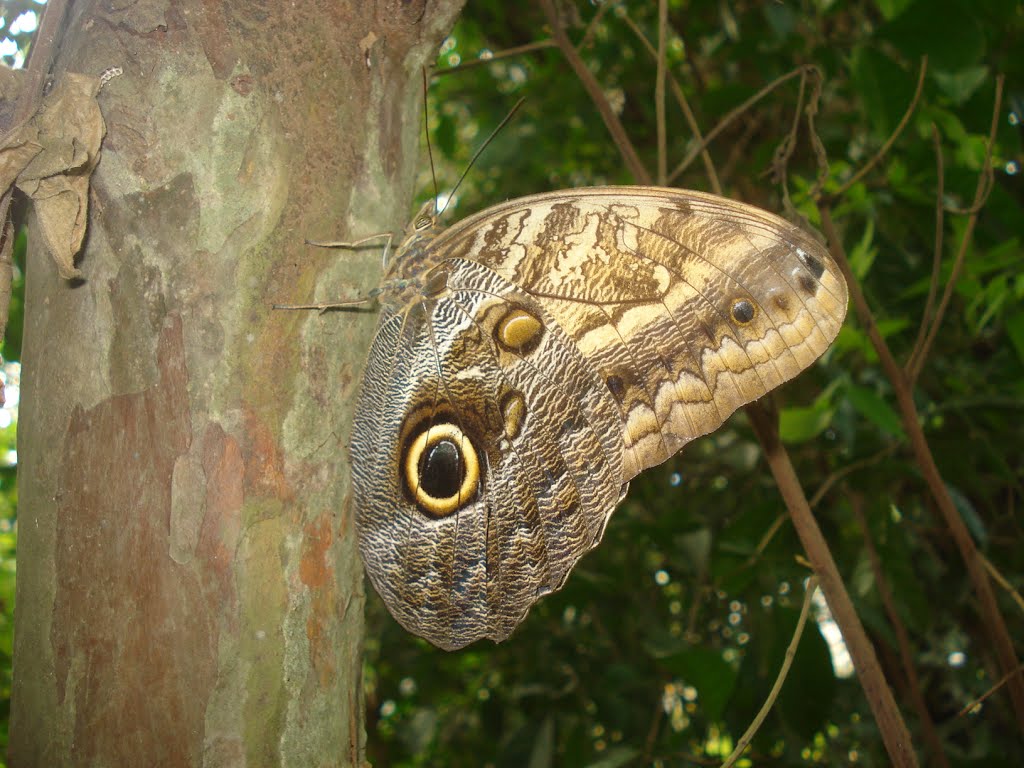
[
  {"left": 907, "top": 77, "right": 1002, "bottom": 383},
  {"left": 434, "top": 0, "right": 613, "bottom": 77},
  {"left": 641, "top": 695, "right": 663, "bottom": 764},
  {"left": 906, "top": 123, "right": 946, "bottom": 384},
  {"left": 771, "top": 66, "right": 810, "bottom": 216},
  {"left": 578, "top": 0, "right": 614, "bottom": 50},
  {"left": 538, "top": 0, "right": 651, "bottom": 184},
  {"left": 720, "top": 576, "right": 818, "bottom": 768},
  {"left": 957, "top": 664, "right": 1024, "bottom": 719},
  {"left": 655, "top": 0, "right": 668, "bottom": 185},
  {"left": 808, "top": 444, "right": 898, "bottom": 509},
  {"left": 980, "top": 552, "right": 1024, "bottom": 616},
  {"left": 618, "top": 11, "right": 722, "bottom": 193},
  {"left": 818, "top": 197, "right": 1024, "bottom": 726},
  {"left": 851, "top": 496, "right": 950, "bottom": 768},
  {"left": 745, "top": 403, "right": 919, "bottom": 768},
  {"left": 826, "top": 57, "right": 928, "bottom": 203},
  {"left": 667, "top": 66, "right": 809, "bottom": 185},
  {"left": 431, "top": 39, "right": 557, "bottom": 76}
]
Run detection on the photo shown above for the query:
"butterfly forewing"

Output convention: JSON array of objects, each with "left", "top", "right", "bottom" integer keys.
[
  {"left": 429, "top": 187, "right": 848, "bottom": 479},
  {"left": 351, "top": 186, "right": 847, "bottom": 649}
]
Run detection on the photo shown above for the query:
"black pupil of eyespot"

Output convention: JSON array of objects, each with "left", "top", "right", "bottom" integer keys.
[
  {"left": 733, "top": 300, "right": 754, "bottom": 323},
  {"left": 418, "top": 438, "right": 464, "bottom": 499}
]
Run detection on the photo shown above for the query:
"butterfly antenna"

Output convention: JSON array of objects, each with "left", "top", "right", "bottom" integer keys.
[
  {"left": 422, "top": 67, "right": 440, "bottom": 210},
  {"left": 439, "top": 96, "right": 526, "bottom": 217}
]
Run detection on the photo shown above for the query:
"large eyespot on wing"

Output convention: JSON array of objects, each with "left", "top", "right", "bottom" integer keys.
[
  {"left": 351, "top": 261, "right": 622, "bottom": 651},
  {"left": 425, "top": 186, "right": 848, "bottom": 479}
]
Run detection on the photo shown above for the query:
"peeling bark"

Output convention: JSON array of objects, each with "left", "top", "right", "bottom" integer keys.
[{"left": 11, "top": 1, "right": 465, "bottom": 765}]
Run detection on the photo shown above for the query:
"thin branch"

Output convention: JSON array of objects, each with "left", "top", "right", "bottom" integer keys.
[
  {"left": 641, "top": 695, "right": 663, "bottom": 764},
  {"left": 957, "top": 664, "right": 1024, "bottom": 719},
  {"left": 667, "top": 66, "right": 809, "bottom": 185},
  {"left": 720, "top": 577, "right": 818, "bottom": 768},
  {"left": 826, "top": 57, "right": 928, "bottom": 203},
  {"left": 808, "top": 444, "right": 898, "bottom": 509},
  {"left": 539, "top": 0, "right": 651, "bottom": 184},
  {"left": 906, "top": 123, "right": 946, "bottom": 383},
  {"left": 980, "top": 552, "right": 1024, "bottom": 616},
  {"left": 851, "top": 496, "right": 950, "bottom": 768},
  {"left": 908, "top": 76, "right": 1003, "bottom": 383},
  {"left": 745, "top": 402, "right": 920, "bottom": 768},
  {"left": 771, "top": 67, "right": 810, "bottom": 216},
  {"left": 655, "top": 0, "right": 668, "bottom": 185},
  {"left": 578, "top": 0, "right": 614, "bottom": 50},
  {"left": 431, "top": 39, "right": 557, "bottom": 76},
  {"left": 618, "top": 11, "right": 722, "bottom": 194},
  {"left": 434, "top": 1, "right": 613, "bottom": 77},
  {"left": 817, "top": 197, "right": 1024, "bottom": 726}
]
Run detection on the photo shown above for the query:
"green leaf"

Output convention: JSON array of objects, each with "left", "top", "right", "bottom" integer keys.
[
  {"left": 848, "top": 220, "right": 877, "bottom": 281},
  {"left": 661, "top": 647, "right": 739, "bottom": 721},
  {"left": 879, "top": 0, "right": 986, "bottom": 70},
  {"left": 1006, "top": 310, "right": 1024, "bottom": 363},
  {"left": 527, "top": 716, "right": 555, "bottom": 768},
  {"left": 932, "top": 66, "right": 989, "bottom": 105},
  {"left": 779, "top": 404, "right": 834, "bottom": 444},
  {"left": 845, "top": 385, "right": 905, "bottom": 439},
  {"left": 946, "top": 484, "right": 989, "bottom": 549},
  {"left": 849, "top": 47, "right": 915, "bottom": 135},
  {"left": 874, "top": 0, "right": 915, "bottom": 19}
]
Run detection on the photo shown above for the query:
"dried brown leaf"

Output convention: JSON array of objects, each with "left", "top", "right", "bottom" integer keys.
[{"left": 0, "top": 72, "right": 106, "bottom": 280}]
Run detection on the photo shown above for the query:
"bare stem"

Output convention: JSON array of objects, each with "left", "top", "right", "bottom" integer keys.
[
  {"left": 720, "top": 577, "right": 818, "bottom": 768},
  {"left": 906, "top": 123, "right": 946, "bottom": 383},
  {"left": 745, "top": 403, "right": 919, "bottom": 767},
  {"left": 667, "top": 66, "right": 809, "bottom": 185},
  {"left": 907, "top": 77, "right": 1003, "bottom": 383},
  {"left": 618, "top": 10, "right": 722, "bottom": 194},
  {"left": 827, "top": 57, "right": 928, "bottom": 203},
  {"left": 851, "top": 496, "right": 949, "bottom": 768},
  {"left": 818, "top": 199, "right": 1024, "bottom": 727},
  {"left": 538, "top": 0, "right": 652, "bottom": 184}
]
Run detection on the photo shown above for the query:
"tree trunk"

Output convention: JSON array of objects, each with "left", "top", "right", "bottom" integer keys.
[{"left": 10, "top": 1, "right": 463, "bottom": 764}]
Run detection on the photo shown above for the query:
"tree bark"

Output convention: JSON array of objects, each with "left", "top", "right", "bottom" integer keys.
[{"left": 11, "top": 1, "right": 463, "bottom": 765}]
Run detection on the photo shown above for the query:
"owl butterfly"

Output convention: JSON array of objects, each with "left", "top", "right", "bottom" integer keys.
[{"left": 348, "top": 187, "right": 847, "bottom": 651}]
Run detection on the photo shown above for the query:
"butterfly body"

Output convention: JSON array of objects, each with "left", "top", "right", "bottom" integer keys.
[{"left": 350, "top": 186, "right": 847, "bottom": 650}]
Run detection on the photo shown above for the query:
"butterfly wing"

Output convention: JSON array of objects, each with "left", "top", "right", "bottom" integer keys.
[
  {"left": 351, "top": 260, "right": 624, "bottom": 650},
  {"left": 428, "top": 186, "right": 849, "bottom": 479},
  {"left": 353, "top": 186, "right": 848, "bottom": 649}
]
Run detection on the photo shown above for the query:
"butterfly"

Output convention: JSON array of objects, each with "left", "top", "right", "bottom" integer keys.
[{"left": 342, "top": 186, "right": 847, "bottom": 651}]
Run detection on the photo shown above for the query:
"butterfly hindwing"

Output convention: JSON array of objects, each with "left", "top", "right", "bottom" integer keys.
[{"left": 352, "top": 259, "right": 623, "bottom": 650}]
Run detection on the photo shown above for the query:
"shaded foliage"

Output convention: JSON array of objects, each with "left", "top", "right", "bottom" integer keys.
[{"left": 364, "top": 1, "right": 1023, "bottom": 766}]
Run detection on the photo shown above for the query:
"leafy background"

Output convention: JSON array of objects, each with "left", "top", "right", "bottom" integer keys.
[
  {"left": 365, "top": 2, "right": 1023, "bottom": 767},
  {"left": 2, "top": 0, "right": 1022, "bottom": 766}
]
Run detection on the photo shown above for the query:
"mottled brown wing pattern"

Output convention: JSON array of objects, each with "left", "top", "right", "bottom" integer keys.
[
  {"left": 428, "top": 187, "right": 848, "bottom": 479},
  {"left": 351, "top": 186, "right": 848, "bottom": 650},
  {"left": 352, "top": 259, "right": 624, "bottom": 650}
]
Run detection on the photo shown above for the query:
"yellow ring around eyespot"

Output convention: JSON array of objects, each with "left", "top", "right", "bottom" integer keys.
[{"left": 404, "top": 423, "right": 480, "bottom": 517}]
